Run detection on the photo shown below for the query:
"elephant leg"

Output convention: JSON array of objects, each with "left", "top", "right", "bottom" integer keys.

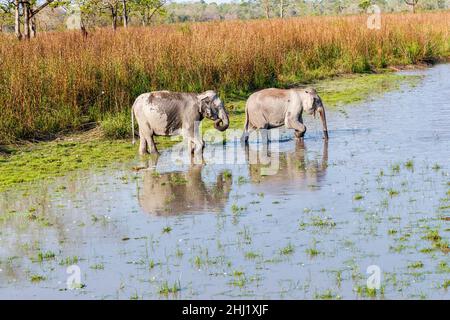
[
  {"left": 260, "top": 128, "right": 269, "bottom": 145},
  {"left": 287, "top": 115, "right": 307, "bottom": 139},
  {"left": 187, "top": 138, "right": 194, "bottom": 154},
  {"left": 294, "top": 130, "right": 305, "bottom": 139},
  {"left": 138, "top": 122, "right": 159, "bottom": 155},
  {"left": 242, "top": 125, "right": 258, "bottom": 145},
  {"left": 138, "top": 126, "right": 149, "bottom": 155},
  {"left": 188, "top": 136, "right": 204, "bottom": 164},
  {"left": 193, "top": 137, "right": 204, "bottom": 154},
  {"left": 148, "top": 132, "right": 159, "bottom": 155},
  {"left": 183, "top": 125, "right": 200, "bottom": 155}
]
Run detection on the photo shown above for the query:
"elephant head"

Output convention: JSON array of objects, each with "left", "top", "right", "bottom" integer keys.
[
  {"left": 197, "top": 90, "right": 229, "bottom": 131},
  {"left": 303, "top": 88, "right": 329, "bottom": 140}
]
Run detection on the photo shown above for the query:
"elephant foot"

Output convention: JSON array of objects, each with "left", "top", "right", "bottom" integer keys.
[
  {"left": 191, "top": 153, "right": 204, "bottom": 165},
  {"left": 295, "top": 131, "right": 305, "bottom": 139},
  {"left": 150, "top": 151, "right": 160, "bottom": 156}
]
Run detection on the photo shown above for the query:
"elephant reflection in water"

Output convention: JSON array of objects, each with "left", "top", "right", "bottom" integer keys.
[
  {"left": 138, "top": 164, "right": 232, "bottom": 216},
  {"left": 247, "top": 139, "right": 328, "bottom": 189}
]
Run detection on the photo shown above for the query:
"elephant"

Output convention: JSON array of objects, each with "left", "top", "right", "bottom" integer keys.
[
  {"left": 132, "top": 90, "right": 229, "bottom": 155},
  {"left": 243, "top": 87, "right": 328, "bottom": 142},
  {"left": 138, "top": 165, "right": 232, "bottom": 216}
]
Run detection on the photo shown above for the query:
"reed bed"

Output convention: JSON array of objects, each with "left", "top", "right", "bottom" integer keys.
[{"left": 0, "top": 12, "right": 449, "bottom": 143}]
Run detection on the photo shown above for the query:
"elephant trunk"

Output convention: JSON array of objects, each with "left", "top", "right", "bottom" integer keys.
[
  {"left": 214, "top": 108, "right": 229, "bottom": 132},
  {"left": 317, "top": 105, "right": 329, "bottom": 140}
]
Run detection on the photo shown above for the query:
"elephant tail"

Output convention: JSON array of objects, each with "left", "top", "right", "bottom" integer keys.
[
  {"left": 244, "top": 101, "right": 249, "bottom": 133},
  {"left": 131, "top": 104, "right": 136, "bottom": 145}
]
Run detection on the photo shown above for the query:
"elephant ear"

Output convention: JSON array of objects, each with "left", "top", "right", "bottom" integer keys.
[
  {"left": 197, "top": 90, "right": 216, "bottom": 113},
  {"left": 301, "top": 88, "right": 316, "bottom": 116}
]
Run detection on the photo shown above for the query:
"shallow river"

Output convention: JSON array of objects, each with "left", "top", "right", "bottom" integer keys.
[{"left": 1, "top": 65, "right": 449, "bottom": 299}]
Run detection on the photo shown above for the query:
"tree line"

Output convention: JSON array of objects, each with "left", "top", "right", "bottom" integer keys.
[{"left": 0, "top": 0, "right": 167, "bottom": 38}]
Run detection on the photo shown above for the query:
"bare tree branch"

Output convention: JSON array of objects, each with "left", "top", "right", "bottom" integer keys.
[{"left": 29, "top": 0, "right": 55, "bottom": 19}]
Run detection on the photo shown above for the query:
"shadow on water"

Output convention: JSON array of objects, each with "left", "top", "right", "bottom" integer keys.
[
  {"left": 138, "top": 164, "right": 232, "bottom": 216},
  {"left": 136, "top": 138, "right": 328, "bottom": 216},
  {"left": 246, "top": 139, "right": 328, "bottom": 189}
]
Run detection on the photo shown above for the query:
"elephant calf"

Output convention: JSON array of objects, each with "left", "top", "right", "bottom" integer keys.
[
  {"left": 132, "top": 90, "right": 229, "bottom": 155},
  {"left": 243, "top": 87, "right": 328, "bottom": 142}
]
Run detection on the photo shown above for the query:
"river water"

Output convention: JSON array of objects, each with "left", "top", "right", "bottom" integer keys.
[{"left": 0, "top": 64, "right": 449, "bottom": 299}]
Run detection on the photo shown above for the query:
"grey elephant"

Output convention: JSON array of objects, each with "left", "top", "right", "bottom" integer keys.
[
  {"left": 243, "top": 87, "right": 328, "bottom": 142},
  {"left": 132, "top": 90, "right": 229, "bottom": 155}
]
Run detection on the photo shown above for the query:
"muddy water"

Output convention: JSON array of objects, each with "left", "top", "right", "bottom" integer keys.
[{"left": 1, "top": 65, "right": 449, "bottom": 299}]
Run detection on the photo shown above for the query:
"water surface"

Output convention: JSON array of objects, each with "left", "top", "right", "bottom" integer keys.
[{"left": 1, "top": 65, "right": 449, "bottom": 299}]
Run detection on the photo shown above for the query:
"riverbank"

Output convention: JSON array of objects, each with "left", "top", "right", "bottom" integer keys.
[
  {"left": 1, "top": 12, "right": 449, "bottom": 144},
  {"left": 0, "top": 71, "right": 421, "bottom": 192}
]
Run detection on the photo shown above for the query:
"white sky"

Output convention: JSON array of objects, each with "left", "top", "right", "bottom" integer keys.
[{"left": 173, "top": 0, "right": 239, "bottom": 3}]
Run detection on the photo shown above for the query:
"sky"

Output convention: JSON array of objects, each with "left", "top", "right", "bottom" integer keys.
[{"left": 173, "top": 0, "right": 240, "bottom": 3}]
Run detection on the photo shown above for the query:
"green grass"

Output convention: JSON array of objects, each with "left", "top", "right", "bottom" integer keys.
[
  {"left": 391, "top": 163, "right": 401, "bottom": 173},
  {"left": 408, "top": 261, "right": 424, "bottom": 269},
  {"left": 432, "top": 163, "right": 441, "bottom": 171},
  {"left": 30, "top": 274, "right": 46, "bottom": 283},
  {"left": 315, "top": 290, "right": 341, "bottom": 300},
  {"left": 311, "top": 216, "right": 336, "bottom": 228},
  {"left": 279, "top": 243, "right": 295, "bottom": 255},
  {"left": 59, "top": 256, "right": 80, "bottom": 266},
  {"left": 159, "top": 280, "right": 181, "bottom": 296},
  {"left": 317, "top": 74, "right": 420, "bottom": 107},
  {"left": 388, "top": 229, "right": 398, "bottom": 235},
  {"left": 229, "top": 270, "right": 247, "bottom": 287},
  {"left": 388, "top": 189, "right": 400, "bottom": 197},
  {"left": 306, "top": 247, "right": 320, "bottom": 257},
  {"left": 244, "top": 251, "right": 260, "bottom": 259},
  {"left": 231, "top": 204, "right": 246, "bottom": 215},
  {"left": 355, "top": 285, "right": 381, "bottom": 298},
  {"left": 353, "top": 193, "right": 364, "bottom": 201},
  {"left": 423, "top": 229, "right": 449, "bottom": 253},
  {"left": 405, "top": 159, "right": 414, "bottom": 170},
  {"left": 35, "top": 251, "right": 56, "bottom": 263},
  {"left": 437, "top": 261, "right": 450, "bottom": 273},
  {"left": 162, "top": 226, "right": 172, "bottom": 234},
  {"left": 100, "top": 111, "right": 133, "bottom": 139},
  {"left": 443, "top": 280, "right": 450, "bottom": 289},
  {"left": 0, "top": 139, "right": 136, "bottom": 192},
  {"left": 223, "top": 170, "right": 232, "bottom": 179}
]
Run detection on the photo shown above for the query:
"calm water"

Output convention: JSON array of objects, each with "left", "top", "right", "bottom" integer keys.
[{"left": 0, "top": 65, "right": 449, "bottom": 299}]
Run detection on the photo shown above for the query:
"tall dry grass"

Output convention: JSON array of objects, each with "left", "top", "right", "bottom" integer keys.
[{"left": 0, "top": 12, "right": 449, "bottom": 143}]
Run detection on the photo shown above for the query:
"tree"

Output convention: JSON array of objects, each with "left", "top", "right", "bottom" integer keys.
[
  {"left": 279, "top": 0, "right": 286, "bottom": 17},
  {"left": 358, "top": 0, "right": 371, "bottom": 11},
  {"left": 0, "top": 0, "right": 14, "bottom": 33},
  {"left": 122, "top": 0, "right": 127, "bottom": 27},
  {"left": 404, "top": 0, "right": 419, "bottom": 13},
  {"left": 9, "top": 0, "right": 61, "bottom": 39},
  {"left": 101, "top": 0, "right": 120, "bottom": 30},
  {"left": 130, "top": 0, "right": 166, "bottom": 26},
  {"left": 261, "top": 0, "right": 271, "bottom": 18}
]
